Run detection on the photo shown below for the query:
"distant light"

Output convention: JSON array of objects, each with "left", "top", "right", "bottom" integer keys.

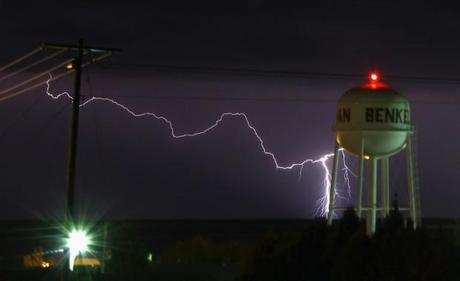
[
  {"left": 66, "top": 63, "right": 74, "bottom": 70},
  {"left": 41, "top": 261, "right": 50, "bottom": 268},
  {"left": 364, "top": 155, "right": 370, "bottom": 160},
  {"left": 369, "top": 72, "right": 379, "bottom": 82},
  {"left": 65, "top": 228, "right": 92, "bottom": 271},
  {"left": 147, "top": 252, "right": 153, "bottom": 262}
]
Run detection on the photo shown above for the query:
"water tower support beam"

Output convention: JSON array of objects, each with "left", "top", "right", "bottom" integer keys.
[
  {"left": 406, "top": 134, "right": 417, "bottom": 229},
  {"left": 367, "top": 158, "right": 378, "bottom": 235},
  {"left": 327, "top": 141, "right": 341, "bottom": 225},
  {"left": 380, "top": 157, "right": 390, "bottom": 217},
  {"left": 356, "top": 137, "right": 364, "bottom": 218}
]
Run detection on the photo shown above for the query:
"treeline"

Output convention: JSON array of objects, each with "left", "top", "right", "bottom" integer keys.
[
  {"left": 240, "top": 208, "right": 460, "bottom": 281},
  {"left": 67, "top": 210, "right": 460, "bottom": 281}
]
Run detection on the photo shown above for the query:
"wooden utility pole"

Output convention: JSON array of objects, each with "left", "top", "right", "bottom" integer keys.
[
  {"left": 43, "top": 39, "right": 120, "bottom": 279},
  {"left": 43, "top": 40, "right": 120, "bottom": 222},
  {"left": 65, "top": 38, "right": 84, "bottom": 221}
]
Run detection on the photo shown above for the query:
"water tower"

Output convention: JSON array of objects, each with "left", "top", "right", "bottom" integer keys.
[{"left": 327, "top": 72, "right": 419, "bottom": 235}]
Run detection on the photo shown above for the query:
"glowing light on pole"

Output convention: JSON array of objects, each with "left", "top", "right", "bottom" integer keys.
[{"left": 45, "top": 74, "right": 353, "bottom": 215}]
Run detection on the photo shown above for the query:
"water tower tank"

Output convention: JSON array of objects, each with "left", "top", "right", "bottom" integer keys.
[{"left": 335, "top": 73, "right": 412, "bottom": 158}]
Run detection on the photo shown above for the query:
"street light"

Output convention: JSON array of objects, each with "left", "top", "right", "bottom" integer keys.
[{"left": 65, "top": 228, "right": 92, "bottom": 271}]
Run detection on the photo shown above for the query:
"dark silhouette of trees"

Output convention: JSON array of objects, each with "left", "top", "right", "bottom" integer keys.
[{"left": 240, "top": 207, "right": 460, "bottom": 281}]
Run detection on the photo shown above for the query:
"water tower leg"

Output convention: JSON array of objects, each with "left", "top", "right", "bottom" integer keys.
[
  {"left": 367, "top": 158, "right": 378, "bottom": 235},
  {"left": 327, "top": 141, "right": 340, "bottom": 225},
  {"left": 380, "top": 157, "right": 390, "bottom": 217},
  {"left": 356, "top": 137, "right": 364, "bottom": 219},
  {"left": 406, "top": 134, "right": 417, "bottom": 229}
]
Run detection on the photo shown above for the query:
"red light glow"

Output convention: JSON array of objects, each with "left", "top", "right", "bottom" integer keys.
[
  {"left": 370, "top": 72, "right": 379, "bottom": 82},
  {"left": 360, "top": 71, "right": 389, "bottom": 90}
]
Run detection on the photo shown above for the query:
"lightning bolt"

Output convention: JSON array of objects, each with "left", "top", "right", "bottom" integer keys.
[{"left": 45, "top": 74, "right": 352, "bottom": 216}]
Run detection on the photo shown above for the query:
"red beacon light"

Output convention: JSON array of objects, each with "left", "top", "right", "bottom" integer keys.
[
  {"left": 362, "top": 71, "right": 388, "bottom": 90},
  {"left": 370, "top": 72, "right": 379, "bottom": 82}
]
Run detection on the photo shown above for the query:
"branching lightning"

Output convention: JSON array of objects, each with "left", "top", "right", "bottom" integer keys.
[{"left": 45, "top": 74, "right": 352, "bottom": 216}]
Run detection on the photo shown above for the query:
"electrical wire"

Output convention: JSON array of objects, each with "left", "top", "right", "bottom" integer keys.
[
  {"left": 5, "top": 46, "right": 460, "bottom": 86},
  {"left": 106, "top": 63, "right": 460, "bottom": 84},
  {"left": 0, "top": 48, "right": 68, "bottom": 82},
  {"left": 0, "top": 59, "right": 74, "bottom": 98},
  {"left": 78, "top": 91, "right": 460, "bottom": 105},
  {"left": 3, "top": 47, "right": 460, "bottom": 105},
  {"left": 0, "top": 52, "right": 113, "bottom": 103},
  {"left": 0, "top": 70, "right": 73, "bottom": 102},
  {"left": 0, "top": 47, "right": 43, "bottom": 72}
]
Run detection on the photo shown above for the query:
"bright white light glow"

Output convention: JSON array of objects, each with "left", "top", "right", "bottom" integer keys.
[{"left": 65, "top": 229, "right": 91, "bottom": 271}]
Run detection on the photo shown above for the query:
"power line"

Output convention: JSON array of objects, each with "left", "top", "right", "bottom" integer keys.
[
  {"left": 0, "top": 59, "right": 73, "bottom": 98},
  {"left": 4, "top": 47, "right": 460, "bottom": 107},
  {"left": 105, "top": 63, "right": 460, "bottom": 83},
  {"left": 0, "top": 51, "right": 113, "bottom": 103},
  {"left": 0, "top": 70, "right": 72, "bottom": 103},
  {"left": 0, "top": 49, "right": 68, "bottom": 82},
  {"left": 0, "top": 47, "right": 43, "bottom": 72},
  {"left": 81, "top": 93, "right": 460, "bottom": 105}
]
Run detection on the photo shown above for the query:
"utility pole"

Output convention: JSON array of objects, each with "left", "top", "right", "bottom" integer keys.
[
  {"left": 65, "top": 38, "right": 84, "bottom": 222},
  {"left": 43, "top": 39, "right": 121, "bottom": 279}
]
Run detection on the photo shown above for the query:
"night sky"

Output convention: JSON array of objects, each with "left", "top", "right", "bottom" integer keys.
[{"left": 1, "top": 0, "right": 460, "bottom": 219}]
